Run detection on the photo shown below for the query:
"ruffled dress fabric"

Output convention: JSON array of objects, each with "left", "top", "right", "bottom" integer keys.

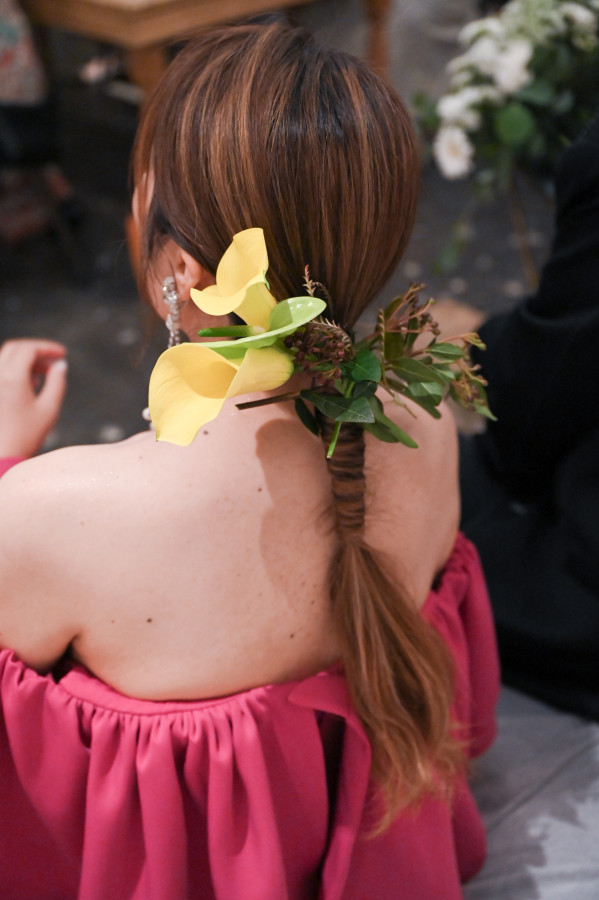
[
  {"left": 0, "top": 456, "right": 25, "bottom": 477},
  {"left": 0, "top": 528, "right": 498, "bottom": 900}
]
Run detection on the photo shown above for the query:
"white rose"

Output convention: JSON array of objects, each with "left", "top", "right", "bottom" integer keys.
[
  {"left": 561, "top": 2, "right": 597, "bottom": 29},
  {"left": 492, "top": 40, "right": 534, "bottom": 94},
  {"left": 452, "top": 36, "right": 502, "bottom": 78},
  {"left": 437, "top": 85, "right": 502, "bottom": 130},
  {"left": 437, "top": 92, "right": 481, "bottom": 130},
  {"left": 459, "top": 16, "right": 506, "bottom": 46},
  {"left": 433, "top": 126, "right": 475, "bottom": 179}
]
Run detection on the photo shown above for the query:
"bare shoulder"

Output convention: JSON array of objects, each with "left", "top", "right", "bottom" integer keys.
[
  {"left": 365, "top": 397, "right": 460, "bottom": 606},
  {"left": 0, "top": 448, "right": 96, "bottom": 669}
]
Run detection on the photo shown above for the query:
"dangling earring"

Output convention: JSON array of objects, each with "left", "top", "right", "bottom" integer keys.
[{"left": 162, "top": 275, "right": 182, "bottom": 347}]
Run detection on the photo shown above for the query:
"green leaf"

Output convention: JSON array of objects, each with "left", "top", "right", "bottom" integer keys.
[
  {"left": 553, "top": 89, "right": 574, "bottom": 115},
  {"left": 528, "top": 132, "right": 547, "bottom": 161},
  {"left": 391, "top": 357, "right": 448, "bottom": 385},
  {"left": 515, "top": 80, "right": 554, "bottom": 107},
  {"left": 268, "top": 296, "right": 326, "bottom": 331},
  {"left": 366, "top": 397, "right": 418, "bottom": 446},
  {"left": 204, "top": 296, "right": 326, "bottom": 358},
  {"left": 419, "top": 360, "right": 456, "bottom": 384},
  {"left": 363, "top": 421, "right": 401, "bottom": 443},
  {"left": 352, "top": 380, "right": 378, "bottom": 400},
  {"left": 301, "top": 390, "right": 375, "bottom": 423},
  {"left": 473, "top": 401, "right": 497, "bottom": 422},
  {"left": 349, "top": 348, "right": 382, "bottom": 382},
  {"left": 383, "top": 331, "right": 405, "bottom": 362},
  {"left": 494, "top": 102, "right": 536, "bottom": 147},
  {"left": 294, "top": 397, "right": 319, "bottom": 435},
  {"left": 427, "top": 342, "right": 466, "bottom": 361},
  {"left": 408, "top": 381, "right": 443, "bottom": 401},
  {"left": 369, "top": 393, "right": 385, "bottom": 415},
  {"left": 471, "top": 382, "right": 497, "bottom": 421},
  {"left": 402, "top": 382, "right": 443, "bottom": 418},
  {"left": 448, "top": 383, "right": 497, "bottom": 421}
]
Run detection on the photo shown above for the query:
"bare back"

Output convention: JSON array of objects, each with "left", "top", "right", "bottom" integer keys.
[{"left": 0, "top": 396, "right": 459, "bottom": 699}]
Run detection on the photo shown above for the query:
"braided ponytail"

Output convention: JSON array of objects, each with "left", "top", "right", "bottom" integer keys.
[
  {"left": 318, "top": 414, "right": 463, "bottom": 832},
  {"left": 135, "top": 19, "right": 459, "bottom": 830}
]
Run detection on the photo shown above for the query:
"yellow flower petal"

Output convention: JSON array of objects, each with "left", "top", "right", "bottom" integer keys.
[
  {"left": 148, "top": 343, "right": 294, "bottom": 446},
  {"left": 190, "top": 228, "right": 276, "bottom": 328},
  {"left": 217, "top": 228, "right": 268, "bottom": 296},
  {"left": 149, "top": 343, "right": 240, "bottom": 445},
  {"left": 226, "top": 346, "right": 294, "bottom": 399}
]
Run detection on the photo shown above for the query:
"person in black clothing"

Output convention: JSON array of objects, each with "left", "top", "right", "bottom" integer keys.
[{"left": 460, "top": 106, "right": 599, "bottom": 720}]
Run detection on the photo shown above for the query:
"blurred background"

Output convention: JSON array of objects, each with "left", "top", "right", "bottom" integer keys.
[{"left": 0, "top": 0, "right": 556, "bottom": 450}]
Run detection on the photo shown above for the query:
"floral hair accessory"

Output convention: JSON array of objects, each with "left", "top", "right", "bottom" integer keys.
[
  {"left": 190, "top": 227, "right": 276, "bottom": 329},
  {"left": 148, "top": 228, "right": 493, "bottom": 452},
  {"left": 148, "top": 228, "right": 325, "bottom": 444}
]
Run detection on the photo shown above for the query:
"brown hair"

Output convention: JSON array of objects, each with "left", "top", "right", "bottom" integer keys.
[{"left": 133, "top": 21, "right": 461, "bottom": 828}]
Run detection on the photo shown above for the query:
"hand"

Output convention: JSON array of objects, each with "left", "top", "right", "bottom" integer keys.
[{"left": 0, "top": 339, "right": 68, "bottom": 458}]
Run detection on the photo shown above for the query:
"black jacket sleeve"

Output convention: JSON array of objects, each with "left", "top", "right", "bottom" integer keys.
[{"left": 473, "top": 105, "right": 599, "bottom": 496}]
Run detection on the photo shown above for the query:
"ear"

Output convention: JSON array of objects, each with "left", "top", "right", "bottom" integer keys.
[{"left": 161, "top": 239, "right": 216, "bottom": 301}]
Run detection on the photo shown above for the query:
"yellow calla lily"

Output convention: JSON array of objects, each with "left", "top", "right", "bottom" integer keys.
[
  {"left": 149, "top": 343, "right": 294, "bottom": 445},
  {"left": 190, "top": 228, "right": 276, "bottom": 329}
]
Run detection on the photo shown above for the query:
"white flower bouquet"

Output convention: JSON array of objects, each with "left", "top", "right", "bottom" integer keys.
[{"left": 416, "top": 0, "right": 599, "bottom": 189}]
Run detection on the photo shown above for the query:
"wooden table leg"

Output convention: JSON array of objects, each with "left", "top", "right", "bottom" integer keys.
[
  {"left": 365, "top": 0, "right": 392, "bottom": 74},
  {"left": 124, "top": 44, "right": 169, "bottom": 95}
]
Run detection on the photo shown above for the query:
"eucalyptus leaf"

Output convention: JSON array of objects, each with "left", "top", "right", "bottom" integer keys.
[{"left": 301, "top": 390, "right": 375, "bottom": 423}]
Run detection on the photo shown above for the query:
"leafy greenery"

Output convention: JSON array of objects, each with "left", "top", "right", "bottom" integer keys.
[
  {"left": 415, "top": 0, "right": 599, "bottom": 192},
  {"left": 287, "top": 283, "right": 494, "bottom": 457}
]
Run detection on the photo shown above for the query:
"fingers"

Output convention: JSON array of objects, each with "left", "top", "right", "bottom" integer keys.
[
  {"left": 0, "top": 338, "right": 66, "bottom": 361},
  {"left": 0, "top": 339, "right": 67, "bottom": 384},
  {"left": 36, "top": 358, "right": 68, "bottom": 424},
  {"left": 0, "top": 339, "right": 69, "bottom": 459}
]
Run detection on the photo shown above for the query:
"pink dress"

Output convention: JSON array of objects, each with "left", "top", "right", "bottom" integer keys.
[{"left": 0, "top": 460, "right": 499, "bottom": 899}]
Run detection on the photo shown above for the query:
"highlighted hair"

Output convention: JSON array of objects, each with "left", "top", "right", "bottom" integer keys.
[{"left": 133, "top": 20, "right": 462, "bottom": 827}]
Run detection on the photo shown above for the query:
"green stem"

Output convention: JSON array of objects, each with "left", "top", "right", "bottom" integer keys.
[
  {"left": 326, "top": 421, "right": 342, "bottom": 458},
  {"left": 198, "top": 325, "right": 265, "bottom": 338},
  {"left": 236, "top": 391, "right": 299, "bottom": 411},
  {"left": 326, "top": 380, "right": 353, "bottom": 458}
]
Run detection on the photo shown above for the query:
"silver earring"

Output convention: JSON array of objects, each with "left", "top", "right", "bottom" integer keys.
[{"left": 162, "top": 276, "right": 182, "bottom": 347}]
